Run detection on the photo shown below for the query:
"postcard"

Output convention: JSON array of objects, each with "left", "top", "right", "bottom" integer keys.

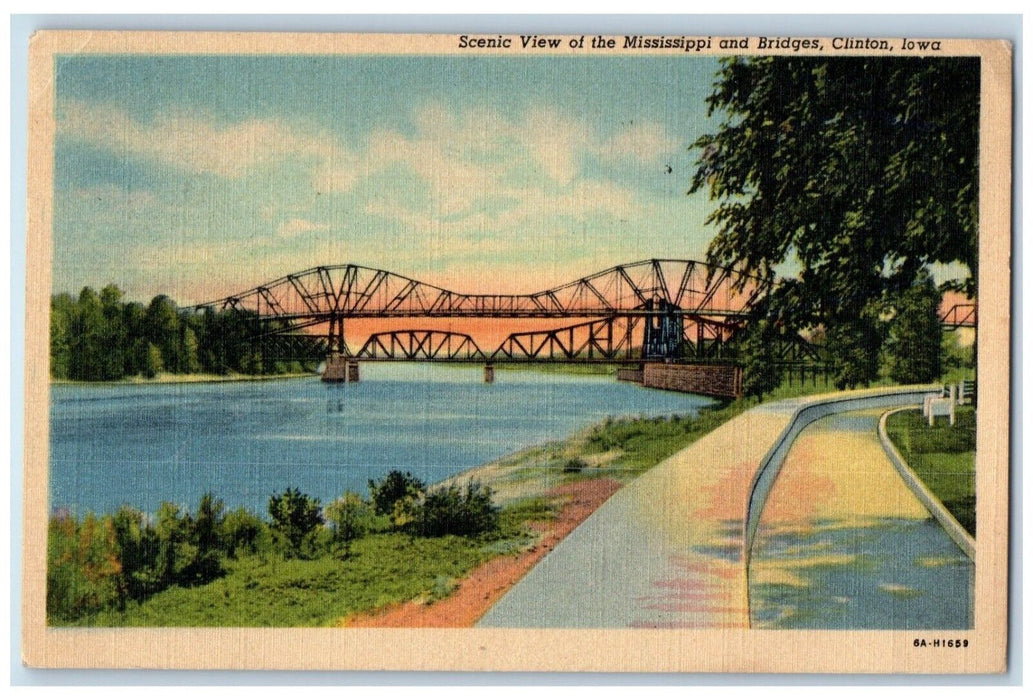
[{"left": 21, "top": 31, "right": 1011, "bottom": 673}]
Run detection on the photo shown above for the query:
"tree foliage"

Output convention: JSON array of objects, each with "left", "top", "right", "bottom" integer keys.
[
  {"left": 47, "top": 511, "right": 122, "bottom": 621},
  {"left": 49, "top": 285, "right": 310, "bottom": 381},
  {"left": 222, "top": 507, "right": 265, "bottom": 559},
  {"left": 735, "top": 316, "right": 784, "bottom": 400},
  {"left": 268, "top": 488, "right": 324, "bottom": 559},
  {"left": 47, "top": 494, "right": 235, "bottom": 622},
  {"left": 886, "top": 271, "right": 944, "bottom": 384},
  {"left": 325, "top": 492, "right": 374, "bottom": 558},
  {"left": 368, "top": 470, "right": 426, "bottom": 530},
  {"left": 691, "top": 57, "right": 979, "bottom": 385}
]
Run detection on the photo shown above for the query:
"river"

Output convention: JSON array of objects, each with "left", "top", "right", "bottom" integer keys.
[{"left": 49, "top": 364, "right": 714, "bottom": 516}]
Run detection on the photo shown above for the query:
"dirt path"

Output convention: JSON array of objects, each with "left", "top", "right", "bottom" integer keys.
[{"left": 342, "top": 477, "right": 622, "bottom": 628}]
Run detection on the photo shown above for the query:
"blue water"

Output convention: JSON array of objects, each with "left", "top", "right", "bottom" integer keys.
[{"left": 49, "top": 364, "right": 714, "bottom": 515}]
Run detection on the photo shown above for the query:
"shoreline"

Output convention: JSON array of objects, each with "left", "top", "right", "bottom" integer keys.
[
  {"left": 344, "top": 477, "right": 623, "bottom": 627},
  {"left": 45, "top": 375, "right": 974, "bottom": 628},
  {"left": 347, "top": 402, "right": 746, "bottom": 627},
  {"left": 49, "top": 363, "right": 606, "bottom": 386},
  {"left": 51, "top": 371, "right": 317, "bottom": 387}
]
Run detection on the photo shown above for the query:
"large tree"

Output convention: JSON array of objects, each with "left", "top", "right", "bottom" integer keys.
[
  {"left": 691, "top": 57, "right": 979, "bottom": 386},
  {"left": 886, "top": 271, "right": 944, "bottom": 384}
]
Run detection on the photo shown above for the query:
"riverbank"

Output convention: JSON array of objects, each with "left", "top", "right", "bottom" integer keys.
[
  {"left": 341, "top": 399, "right": 772, "bottom": 627},
  {"left": 48, "top": 374, "right": 860, "bottom": 627},
  {"left": 52, "top": 371, "right": 316, "bottom": 386},
  {"left": 51, "top": 397, "right": 747, "bottom": 627}
]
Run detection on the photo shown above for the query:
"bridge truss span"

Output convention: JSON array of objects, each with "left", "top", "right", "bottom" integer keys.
[
  {"left": 195, "top": 259, "right": 771, "bottom": 362},
  {"left": 201, "top": 259, "right": 768, "bottom": 320},
  {"left": 357, "top": 330, "right": 486, "bottom": 361},
  {"left": 940, "top": 303, "right": 977, "bottom": 330}
]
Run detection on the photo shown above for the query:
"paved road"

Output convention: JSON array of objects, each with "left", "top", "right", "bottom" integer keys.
[{"left": 478, "top": 391, "right": 972, "bottom": 629}]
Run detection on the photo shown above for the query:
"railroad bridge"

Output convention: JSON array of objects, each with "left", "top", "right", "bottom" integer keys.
[{"left": 193, "top": 259, "right": 975, "bottom": 398}]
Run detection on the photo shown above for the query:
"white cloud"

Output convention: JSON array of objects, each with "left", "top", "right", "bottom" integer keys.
[
  {"left": 350, "top": 104, "right": 663, "bottom": 237},
  {"left": 58, "top": 99, "right": 335, "bottom": 178},
  {"left": 598, "top": 121, "right": 680, "bottom": 163},
  {"left": 276, "top": 218, "right": 332, "bottom": 239},
  {"left": 57, "top": 98, "right": 700, "bottom": 297}
]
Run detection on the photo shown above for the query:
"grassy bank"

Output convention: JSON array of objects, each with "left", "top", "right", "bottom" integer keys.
[
  {"left": 48, "top": 402, "right": 749, "bottom": 627},
  {"left": 81, "top": 531, "right": 533, "bottom": 627},
  {"left": 884, "top": 406, "right": 976, "bottom": 536},
  {"left": 449, "top": 376, "right": 851, "bottom": 504}
]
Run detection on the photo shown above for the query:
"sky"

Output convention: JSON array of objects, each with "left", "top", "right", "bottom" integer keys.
[{"left": 53, "top": 54, "right": 724, "bottom": 304}]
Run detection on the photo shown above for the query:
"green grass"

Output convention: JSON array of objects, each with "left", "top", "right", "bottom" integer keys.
[
  {"left": 498, "top": 496, "right": 558, "bottom": 530},
  {"left": 505, "top": 375, "right": 847, "bottom": 487},
  {"left": 579, "top": 406, "right": 740, "bottom": 475},
  {"left": 885, "top": 406, "right": 976, "bottom": 536},
  {"left": 80, "top": 532, "right": 511, "bottom": 627}
]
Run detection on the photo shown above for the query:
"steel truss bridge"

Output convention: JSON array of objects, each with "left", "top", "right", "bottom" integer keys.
[
  {"left": 194, "top": 260, "right": 977, "bottom": 367},
  {"left": 194, "top": 259, "right": 770, "bottom": 364},
  {"left": 940, "top": 304, "right": 977, "bottom": 330}
]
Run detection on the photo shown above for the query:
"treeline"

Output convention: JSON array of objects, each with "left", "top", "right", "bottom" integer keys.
[
  {"left": 738, "top": 272, "right": 975, "bottom": 400},
  {"left": 50, "top": 284, "right": 307, "bottom": 381},
  {"left": 47, "top": 472, "right": 498, "bottom": 623}
]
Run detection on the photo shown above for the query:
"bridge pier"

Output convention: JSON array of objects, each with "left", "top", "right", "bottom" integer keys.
[
  {"left": 321, "top": 356, "right": 360, "bottom": 383},
  {"left": 640, "top": 362, "right": 743, "bottom": 399},
  {"left": 484, "top": 364, "right": 495, "bottom": 383}
]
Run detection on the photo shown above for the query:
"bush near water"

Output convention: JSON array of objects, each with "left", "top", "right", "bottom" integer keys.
[{"left": 47, "top": 475, "right": 499, "bottom": 624}]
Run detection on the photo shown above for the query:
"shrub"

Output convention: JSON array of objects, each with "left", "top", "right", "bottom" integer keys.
[
  {"left": 268, "top": 488, "right": 324, "bottom": 559},
  {"left": 46, "top": 511, "right": 122, "bottom": 623},
  {"left": 324, "top": 491, "right": 374, "bottom": 558},
  {"left": 368, "top": 471, "right": 425, "bottom": 530},
  {"left": 153, "top": 502, "right": 194, "bottom": 589},
  {"left": 180, "top": 493, "right": 226, "bottom": 585},
  {"left": 111, "top": 506, "right": 161, "bottom": 604},
  {"left": 222, "top": 506, "right": 265, "bottom": 559},
  {"left": 562, "top": 457, "right": 587, "bottom": 473},
  {"left": 414, "top": 481, "right": 499, "bottom": 537}
]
